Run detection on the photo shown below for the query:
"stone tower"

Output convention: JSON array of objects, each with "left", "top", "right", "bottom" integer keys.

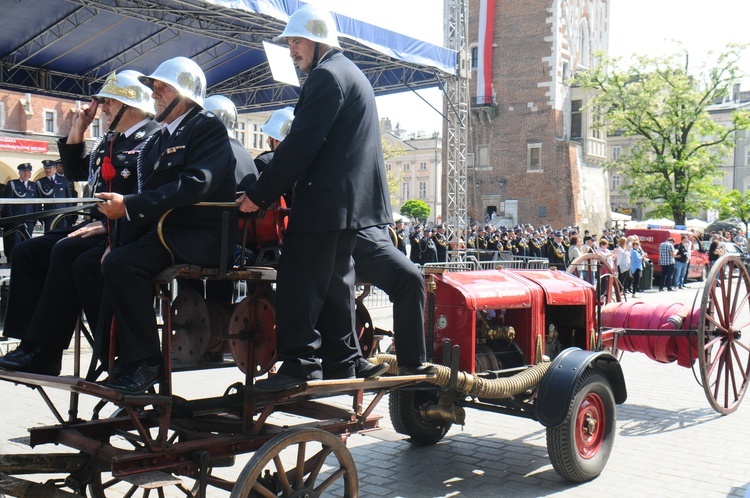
[{"left": 466, "top": 0, "right": 611, "bottom": 231}]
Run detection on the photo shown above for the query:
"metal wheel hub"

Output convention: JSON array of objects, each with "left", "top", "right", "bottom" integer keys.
[
  {"left": 576, "top": 393, "right": 605, "bottom": 459},
  {"left": 290, "top": 489, "right": 319, "bottom": 498}
]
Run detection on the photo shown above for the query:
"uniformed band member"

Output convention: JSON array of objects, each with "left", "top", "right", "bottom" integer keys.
[
  {"left": 547, "top": 230, "right": 568, "bottom": 268},
  {"left": 1, "top": 163, "right": 39, "bottom": 262},
  {"left": 95, "top": 57, "right": 238, "bottom": 395},
  {"left": 36, "top": 159, "right": 73, "bottom": 231},
  {"left": 394, "top": 218, "right": 407, "bottom": 255},
  {"left": 0, "top": 70, "right": 160, "bottom": 376},
  {"left": 434, "top": 223, "right": 448, "bottom": 262}
]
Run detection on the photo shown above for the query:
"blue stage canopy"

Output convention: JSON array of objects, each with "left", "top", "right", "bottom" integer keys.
[{"left": 0, "top": 0, "right": 455, "bottom": 112}]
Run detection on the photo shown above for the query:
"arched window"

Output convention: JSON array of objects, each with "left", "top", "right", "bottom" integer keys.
[{"left": 578, "top": 19, "right": 590, "bottom": 69}]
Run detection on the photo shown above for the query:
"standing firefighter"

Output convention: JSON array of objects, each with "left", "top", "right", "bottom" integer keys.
[{"left": 238, "top": 5, "right": 432, "bottom": 390}]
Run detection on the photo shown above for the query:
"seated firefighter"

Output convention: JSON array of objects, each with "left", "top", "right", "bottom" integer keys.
[
  {"left": 95, "top": 56, "right": 237, "bottom": 395},
  {"left": 0, "top": 70, "right": 160, "bottom": 376}
]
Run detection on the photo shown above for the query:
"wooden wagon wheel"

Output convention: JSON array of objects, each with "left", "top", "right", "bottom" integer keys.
[
  {"left": 567, "top": 252, "right": 624, "bottom": 305},
  {"left": 230, "top": 428, "right": 358, "bottom": 497},
  {"left": 88, "top": 407, "right": 208, "bottom": 497},
  {"left": 697, "top": 254, "right": 750, "bottom": 414}
]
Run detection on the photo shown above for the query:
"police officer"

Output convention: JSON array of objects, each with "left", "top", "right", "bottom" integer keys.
[
  {"left": 1, "top": 163, "right": 39, "bottom": 261},
  {"left": 36, "top": 159, "right": 74, "bottom": 231}
]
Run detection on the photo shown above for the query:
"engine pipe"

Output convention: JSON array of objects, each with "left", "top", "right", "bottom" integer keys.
[{"left": 373, "top": 353, "right": 550, "bottom": 399}]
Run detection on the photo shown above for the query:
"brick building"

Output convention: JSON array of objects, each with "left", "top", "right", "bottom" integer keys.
[{"left": 465, "top": 0, "right": 611, "bottom": 231}]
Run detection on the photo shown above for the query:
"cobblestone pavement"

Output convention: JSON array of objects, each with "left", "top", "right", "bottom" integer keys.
[{"left": 1, "top": 282, "right": 749, "bottom": 497}]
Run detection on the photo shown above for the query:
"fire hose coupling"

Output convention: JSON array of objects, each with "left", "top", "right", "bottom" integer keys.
[
  {"left": 373, "top": 353, "right": 551, "bottom": 399},
  {"left": 420, "top": 394, "right": 466, "bottom": 425},
  {"left": 666, "top": 314, "right": 685, "bottom": 329}
]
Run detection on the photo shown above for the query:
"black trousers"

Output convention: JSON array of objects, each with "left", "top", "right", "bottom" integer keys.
[
  {"left": 3, "top": 221, "right": 36, "bottom": 263},
  {"left": 353, "top": 226, "right": 427, "bottom": 366},
  {"left": 3, "top": 225, "right": 107, "bottom": 350},
  {"left": 100, "top": 232, "right": 172, "bottom": 364},
  {"left": 274, "top": 230, "right": 359, "bottom": 380}
]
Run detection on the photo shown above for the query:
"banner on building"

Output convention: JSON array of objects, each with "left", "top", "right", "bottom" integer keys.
[
  {"left": 0, "top": 136, "right": 49, "bottom": 153},
  {"left": 476, "top": 0, "right": 495, "bottom": 106}
]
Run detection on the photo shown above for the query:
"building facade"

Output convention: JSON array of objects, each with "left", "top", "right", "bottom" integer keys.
[
  {"left": 382, "top": 118, "right": 443, "bottom": 223},
  {"left": 464, "top": 0, "right": 611, "bottom": 231}
]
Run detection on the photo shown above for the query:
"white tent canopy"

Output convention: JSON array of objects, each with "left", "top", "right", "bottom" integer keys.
[
  {"left": 686, "top": 218, "right": 708, "bottom": 230},
  {"left": 610, "top": 211, "right": 632, "bottom": 221}
]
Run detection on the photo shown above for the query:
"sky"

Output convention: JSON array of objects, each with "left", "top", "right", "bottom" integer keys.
[{"left": 305, "top": 0, "right": 750, "bottom": 135}]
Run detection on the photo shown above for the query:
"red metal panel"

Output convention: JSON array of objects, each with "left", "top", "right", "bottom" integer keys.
[{"left": 430, "top": 270, "right": 544, "bottom": 372}]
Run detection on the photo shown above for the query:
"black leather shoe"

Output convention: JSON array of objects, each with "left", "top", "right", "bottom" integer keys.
[
  {"left": 107, "top": 361, "right": 161, "bottom": 395},
  {"left": 254, "top": 374, "right": 307, "bottom": 392},
  {"left": 398, "top": 364, "right": 438, "bottom": 376},
  {"left": 0, "top": 346, "right": 28, "bottom": 363},
  {"left": 0, "top": 347, "right": 62, "bottom": 376},
  {"left": 355, "top": 358, "right": 389, "bottom": 378}
]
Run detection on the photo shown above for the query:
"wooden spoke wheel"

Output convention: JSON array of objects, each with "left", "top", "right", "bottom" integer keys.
[
  {"left": 230, "top": 428, "right": 358, "bottom": 498},
  {"left": 567, "top": 252, "right": 624, "bottom": 305},
  {"left": 546, "top": 368, "right": 616, "bottom": 483},
  {"left": 698, "top": 254, "right": 750, "bottom": 414}
]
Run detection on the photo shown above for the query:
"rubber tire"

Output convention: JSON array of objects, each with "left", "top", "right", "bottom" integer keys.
[
  {"left": 389, "top": 388, "right": 451, "bottom": 446},
  {"left": 546, "top": 369, "right": 616, "bottom": 482}
]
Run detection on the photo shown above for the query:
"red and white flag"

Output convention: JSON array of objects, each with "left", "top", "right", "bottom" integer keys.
[{"left": 476, "top": 0, "right": 495, "bottom": 106}]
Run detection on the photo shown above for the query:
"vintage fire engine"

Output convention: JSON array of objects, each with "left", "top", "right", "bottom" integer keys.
[{"left": 0, "top": 202, "right": 747, "bottom": 495}]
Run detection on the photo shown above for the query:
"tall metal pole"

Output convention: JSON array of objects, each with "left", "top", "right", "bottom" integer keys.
[{"left": 444, "top": 0, "right": 469, "bottom": 261}]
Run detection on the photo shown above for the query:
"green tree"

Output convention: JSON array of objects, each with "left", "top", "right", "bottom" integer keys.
[
  {"left": 382, "top": 138, "right": 405, "bottom": 207},
  {"left": 400, "top": 199, "right": 431, "bottom": 221},
  {"left": 718, "top": 189, "right": 750, "bottom": 236},
  {"left": 571, "top": 46, "right": 750, "bottom": 225}
]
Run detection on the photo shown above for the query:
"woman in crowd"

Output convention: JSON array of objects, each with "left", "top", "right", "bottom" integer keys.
[{"left": 630, "top": 240, "right": 644, "bottom": 297}]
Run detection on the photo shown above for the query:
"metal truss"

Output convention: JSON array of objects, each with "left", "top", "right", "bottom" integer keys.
[{"left": 444, "top": 0, "right": 469, "bottom": 261}]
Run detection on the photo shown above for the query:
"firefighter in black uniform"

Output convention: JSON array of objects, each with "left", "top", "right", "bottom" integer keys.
[
  {"left": 36, "top": 159, "right": 74, "bottom": 231},
  {"left": 1, "top": 163, "right": 39, "bottom": 262},
  {"left": 0, "top": 70, "right": 160, "bottom": 376}
]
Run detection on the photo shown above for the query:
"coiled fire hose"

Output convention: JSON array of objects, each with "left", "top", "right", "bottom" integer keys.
[{"left": 372, "top": 353, "right": 550, "bottom": 399}]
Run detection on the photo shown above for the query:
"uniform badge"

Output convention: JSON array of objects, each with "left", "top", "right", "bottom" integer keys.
[
  {"left": 117, "top": 154, "right": 126, "bottom": 162},
  {"left": 135, "top": 130, "right": 146, "bottom": 139},
  {"left": 121, "top": 168, "right": 131, "bottom": 178}
]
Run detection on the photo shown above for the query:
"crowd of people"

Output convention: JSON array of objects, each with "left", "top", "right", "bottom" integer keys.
[{"left": 395, "top": 220, "right": 746, "bottom": 297}]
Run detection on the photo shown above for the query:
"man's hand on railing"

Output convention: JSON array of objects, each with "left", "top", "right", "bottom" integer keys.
[
  {"left": 95, "top": 192, "right": 126, "bottom": 220},
  {"left": 67, "top": 220, "right": 107, "bottom": 239},
  {"left": 236, "top": 192, "right": 260, "bottom": 213}
]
